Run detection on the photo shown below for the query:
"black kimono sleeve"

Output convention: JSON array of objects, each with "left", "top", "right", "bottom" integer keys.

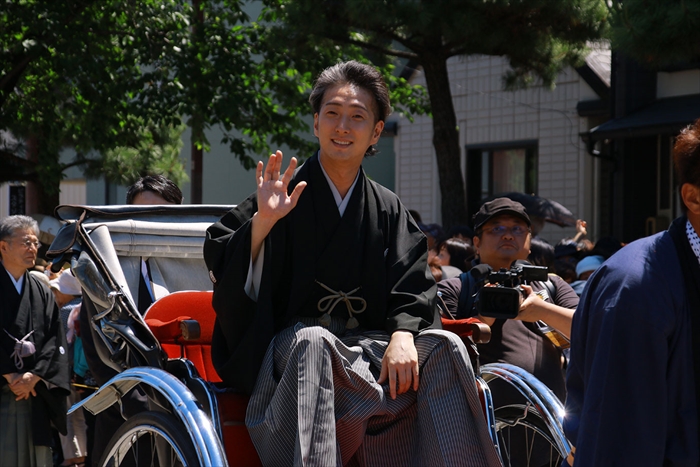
[
  {"left": 30, "top": 278, "right": 70, "bottom": 392},
  {"left": 369, "top": 183, "right": 440, "bottom": 335},
  {"left": 203, "top": 194, "right": 278, "bottom": 393}
]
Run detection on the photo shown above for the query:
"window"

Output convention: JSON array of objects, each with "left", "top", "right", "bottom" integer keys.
[{"left": 466, "top": 141, "right": 538, "bottom": 218}]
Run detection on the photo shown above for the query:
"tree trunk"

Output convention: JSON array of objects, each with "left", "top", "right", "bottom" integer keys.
[
  {"left": 24, "top": 137, "right": 40, "bottom": 215},
  {"left": 191, "top": 141, "right": 203, "bottom": 204},
  {"left": 420, "top": 54, "right": 468, "bottom": 230},
  {"left": 190, "top": 0, "right": 204, "bottom": 204}
]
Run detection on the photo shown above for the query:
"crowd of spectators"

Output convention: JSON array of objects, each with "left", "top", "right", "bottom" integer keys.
[{"left": 417, "top": 210, "right": 624, "bottom": 298}]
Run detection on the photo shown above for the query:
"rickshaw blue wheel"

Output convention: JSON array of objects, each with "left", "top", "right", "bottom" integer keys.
[
  {"left": 100, "top": 411, "right": 200, "bottom": 467},
  {"left": 494, "top": 405, "right": 565, "bottom": 467}
]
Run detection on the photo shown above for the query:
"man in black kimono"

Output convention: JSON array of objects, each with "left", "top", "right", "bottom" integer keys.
[
  {"left": 0, "top": 215, "right": 70, "bottom": 467},
  {"left": 204, "top": 61, "right": 500, "bottom": 466}
]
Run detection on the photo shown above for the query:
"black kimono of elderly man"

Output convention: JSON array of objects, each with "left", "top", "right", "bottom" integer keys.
[
  {"left": 204, "top": 61, "right": 499, "bottom": 467},
  {"left": 0, "top": 215, "right": 70, "bottom": 467}
]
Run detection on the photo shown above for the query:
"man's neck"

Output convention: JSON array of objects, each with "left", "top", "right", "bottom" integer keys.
[
  {"left": 318, "top": 155, "right": 361, "bottom": 199},
  {"left": 0, "top": 260, "right": 25, "bottom": 281}
]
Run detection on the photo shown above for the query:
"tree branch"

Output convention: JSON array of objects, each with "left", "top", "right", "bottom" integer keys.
[
  {"left": 0, "top": 53, "right": 38, "bottom": 109},
  {"left": 333, "top": 35, "right": 418, "bottom": 60},
  {"left": 60, "top": 158, "right": 91, "bottom": 171}
]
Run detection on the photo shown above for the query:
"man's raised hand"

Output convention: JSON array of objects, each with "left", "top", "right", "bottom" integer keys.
[
  {"left": 256, "top": 150, "right": 307, "bottom": 224},
  {"left": 250, "top": 151, "right": 307, "bottom": 263}
]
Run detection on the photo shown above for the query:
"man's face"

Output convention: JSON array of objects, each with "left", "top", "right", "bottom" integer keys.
[
  {"left": 313, "top": 83, "right": 384, "bottom": 169},
  {"left": 473, "top": 215, "right": 531, "bottom": 269},
  {"left": 0, "top": 228, "right": 40, "bottom": 272}
]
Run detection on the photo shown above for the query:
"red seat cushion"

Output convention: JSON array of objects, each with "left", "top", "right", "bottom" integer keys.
[
  {"left": 146, "top": 316, "right": 193, "bottom": 342},
  {"left": 441, "top": 317, "right": 482, "bottom": 338},
  {"left": 145, "top": 291, "right": 222, "bottom": 383},
  {"left": 147, "top": 291, "right": 261, "bottom": 465}
]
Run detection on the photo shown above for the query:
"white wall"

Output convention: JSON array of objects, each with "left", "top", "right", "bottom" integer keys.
[
  {"left": 657, "top": 69, "right": 700, "bottom": 99},
  {"left": 394, "top": 55, "right": 598, "bottom": 244}
]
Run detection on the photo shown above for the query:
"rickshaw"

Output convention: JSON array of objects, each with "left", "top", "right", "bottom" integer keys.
[{"left": 46, "top": 204, "right": 571, "bottom": 467}]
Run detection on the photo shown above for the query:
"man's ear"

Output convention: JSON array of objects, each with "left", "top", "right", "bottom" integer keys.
[
  {"left": 473, "top": 235, "right": 480, "bottom": 253},
  {"left": 681, "top": 183, "right": 700, "bottom": 215},
  {"left": 371, "top": 120, "right": 384, "bottom": 144}
]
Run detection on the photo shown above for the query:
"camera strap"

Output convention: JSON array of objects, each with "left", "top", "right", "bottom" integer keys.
[
  {"left": 533, "top": 278, "right": 571, "bottom": 350},
  {"left": 457, "top": 272, "right": 476, "bottom": 319}
]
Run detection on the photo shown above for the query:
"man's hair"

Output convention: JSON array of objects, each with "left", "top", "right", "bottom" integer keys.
[
  {"left": 553, "top": 259, "right": 577, "bottom": 283},
  {"left": 528, "top": 237, "right": 555, "bottom": 272},
  {"left": 674, "top": 118, "right": 700, "bottom": 212},
  {"left": 0, "top": 215, "right": 40, "bottom": 243},
  {"left": 126, "top": 175, "right": 184, "bottom": 205},
  {"left": 437, "top": 237, "right": 476, "bottom": 271},
  {"left": 308, "top": 61, "right": 391, "bottom": 157}
]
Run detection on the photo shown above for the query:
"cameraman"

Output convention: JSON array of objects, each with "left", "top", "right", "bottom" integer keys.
[{"left": 437, "top": 198, "right": 578, "bottom": 402}]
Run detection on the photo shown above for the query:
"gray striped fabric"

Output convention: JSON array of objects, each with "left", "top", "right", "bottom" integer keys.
[
  {"left": 246, "top": 323, "right": 501, "bottom": 467},
  {"left": 0, "top": 386, "right": 53, "bottom": 467}
]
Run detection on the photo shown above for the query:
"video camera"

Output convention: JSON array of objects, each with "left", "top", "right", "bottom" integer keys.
[{"left": 473, "top": 261, "right": 549, "bottom": 319}]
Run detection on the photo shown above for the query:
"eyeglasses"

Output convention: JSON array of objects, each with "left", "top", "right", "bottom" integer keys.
[
  {"left": 481, "top": 225, "right": 531, "bottom": 237},
  {"left": 13, "top": 238, "right": 42, "bottom": 250}
]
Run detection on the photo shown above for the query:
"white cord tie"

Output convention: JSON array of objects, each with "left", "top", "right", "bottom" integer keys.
[
  {"left": 316, "top": 280, "right": 367, "bottom": 329},
  {"left": 4, "top": 329, "right": 36, "bottom": 370}
]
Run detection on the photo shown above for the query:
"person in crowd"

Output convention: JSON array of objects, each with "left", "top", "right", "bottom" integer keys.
[
  {"left": 528, "top": 237, "right": 556, "bottom": 272},
  {"left": 0, "top": 215, "right": 71, "bottom": 467},
  {"left": 49, "top": 271, "right": 88, "bottom": 467},
  {"left": 553, "top": 259, "right": 577, "bottom": 283},
  {"left": 436, "top": 237, "right": 476, "bottom": 272},
  {"left": 204, "top": 60, "right": 500, "bottom": 467},
  {"left": 78, "top": 174, "right": 183, "bottom": 465},
  {"left": 437, "top": 198, "right": 578, "bottom": 400},
  {"left": 447, "top": 224, "right": 475, "bottom": 245},
  {"left": 408, "top": 209, "right": 423, "bottom": 224},
  {"left": 29, "top": 268, "right": 51, "bottom": 289},
  {"left": 569, "top": 255, "right": 604, "bottom": 296},
  {"left": 125, "top": 174, "right": 184, "bottom": 205},
  {"left": 571, "top": 219, "right": 588, "bottom": 244},
  {"left": 437, "top": 198, "right": 579, "bottom": 465},
  {"left": 590, "top": 235, "right": 624, "bottom": 259},
  {"left": 126, "top": 175, "right": 185, "bottom": 313},
  {"left": 564, "top": 118, "right": 700, "bottom": 465},
  {"left": 418, "top": 222, "right": 444, "bottom": 252},
  {"left": 428, "top": 255, "right": 443, "bottom": 282}
]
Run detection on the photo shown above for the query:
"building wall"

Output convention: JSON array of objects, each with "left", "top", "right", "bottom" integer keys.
[{"left": 394, "top": 55, "right": 600, "bottom": 244}]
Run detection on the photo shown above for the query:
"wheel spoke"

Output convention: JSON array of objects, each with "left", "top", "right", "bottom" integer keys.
[
  {"left": 100, "top": 412, "right": 199, "bottom": 467},
  {"left": 494, "top": 405, "right": 565, "bottom": 467}
]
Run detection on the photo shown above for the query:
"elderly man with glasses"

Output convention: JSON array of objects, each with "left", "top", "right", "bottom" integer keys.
[{"left": 0, "top": 215, "right": 70, "bottom": 467}]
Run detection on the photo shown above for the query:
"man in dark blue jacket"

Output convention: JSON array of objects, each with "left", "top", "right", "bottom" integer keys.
[{"left": 564, "top": 118, "right": 700, "bottom": 466}]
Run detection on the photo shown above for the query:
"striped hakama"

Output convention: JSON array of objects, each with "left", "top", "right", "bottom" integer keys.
[
  {"left": 0, "top": 386, "right": 52, "bottom": 467},
  {"left": 246, "top": 321, "right": 501, "bottom": 467}
]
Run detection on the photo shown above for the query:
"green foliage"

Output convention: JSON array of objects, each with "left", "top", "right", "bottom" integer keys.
[
  {"left": 607, "top": 0, "right": 700, "bottom": 67},
  {"left": 82, "top": 120, "right": 188, "bottom": 187},
  {"left": 0, "top": 0, "right": 367, "bottom": 207},
  {"left": 261, "top": 0, "right": 608, "bottom": 89},
  {"left": 261, "top": 0, "right": 608, "bottom": 228}
]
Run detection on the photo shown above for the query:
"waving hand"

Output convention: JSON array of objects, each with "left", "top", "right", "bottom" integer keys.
[
  {"left": 250, "top": 151, "right": 307, "bottom": 262},
  {"left": 256, "top": 150, "right": 307, "bottom": 223}
]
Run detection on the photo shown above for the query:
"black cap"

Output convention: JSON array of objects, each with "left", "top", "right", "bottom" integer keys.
[{"left": 473, "top": 198, "right": 531, "bottom": 230}]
